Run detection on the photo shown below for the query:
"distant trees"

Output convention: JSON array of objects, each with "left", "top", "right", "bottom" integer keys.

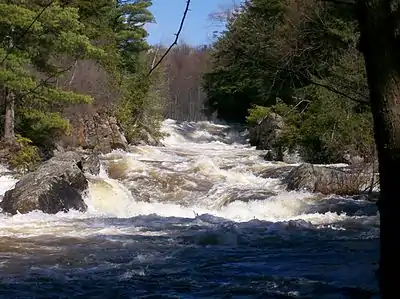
[{"left": 163, "top": 43, "right": 212, "bottom": 121}]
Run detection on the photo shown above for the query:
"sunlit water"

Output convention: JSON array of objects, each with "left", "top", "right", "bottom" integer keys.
[{"left": 0, "top": 119, "right": 379, "bottom": 298}]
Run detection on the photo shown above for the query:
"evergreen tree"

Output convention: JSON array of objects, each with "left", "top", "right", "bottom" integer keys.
[
  {"left": 203, "top": 0, "right": 374, "bottom": 163},
  {"left": 0, "top": 0, "right": 103, "bottom": 144}
]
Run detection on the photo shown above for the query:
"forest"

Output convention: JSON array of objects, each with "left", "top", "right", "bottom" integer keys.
[
  {"left": 2, "top": 0, "right": 400, "bottom": 296},
  {"left": 0, "top": 0, "right": 393, "bottom": 168},
  {"left": 0, "top": 0, "right": 218, "bottom": 172},
  {"left": 203, "top": 0, "right": 375, "bottom": 164}
]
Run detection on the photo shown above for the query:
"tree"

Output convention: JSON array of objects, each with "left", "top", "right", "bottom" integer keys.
[
  {"left": 355, "top": 0, "right": 400, "bottom": 297},
  {"left": 203, "top": 0, "right": 361, "bottom": 123},
  {"left": 163, "top": 43, "right": 212, "bottom": 121},
  {"left": 0, "top": 0, "right": 102, "bottom": 144},
  {"left": 0, "top": 0, "right": 164, "bottom": 159},
  {"left": 203, "top": 0, "right": 374, "bottom": 163}
]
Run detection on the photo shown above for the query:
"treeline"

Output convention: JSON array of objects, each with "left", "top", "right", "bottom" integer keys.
[
  {"left": 0, "top": 0, "right": 165, "bottom": 169},
  {"left": 202, "top": 0, "right": 375, "bottom": 164},
  {"left": 154, "top": 43, "right": 214, "bottom": 122}
]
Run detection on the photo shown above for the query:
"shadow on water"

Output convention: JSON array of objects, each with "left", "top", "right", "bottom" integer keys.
[{"left": 0, "top": 213, "right": 379, "bottom": 299}]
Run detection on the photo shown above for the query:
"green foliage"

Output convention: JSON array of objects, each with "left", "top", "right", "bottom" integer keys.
[
  {"left": 116, "top": 49, "right": 166, "bottom": 144},
  {"left": 205, "top": 0, "right": 374, "bottom": 163},
  {"left": 9, "top": 134, "right": 41, "bottom": 174},
  {"left": 0, "top": 0, "right": 101, "bottom": 147},
  {"left": 246, "top": 105, "right": 272, "bottom": 125},
  {"left": 295, "top": 87, "right": 374, "bottom": 164},
  {"left": 1, "top": 0, "right": 164, "bottom": 165},
  {"left": 17, "top": 109, "right": 71, "bottom": 151}
]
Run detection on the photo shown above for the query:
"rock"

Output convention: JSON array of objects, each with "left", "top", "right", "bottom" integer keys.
[
  {"left": 59, "top": 107, "right": 128, "bottom": 154},
  {"left": 135, "top": 128, "right": 160, "bottom": 146},
  {"left": 218, "top": 189, "right": 277, "bottom": 207},
  {"left": 82, "top": 154, "right": 101, "bottom": 175},
  {"left": 0, "top": 151, "right": 99, "bottom": 215},
  {"left": 285, "top": 163, "right": 376, "bottom": 195},
  {"left": 352, "top": 191, "right": 380, "bottom": 202},
  {"left": 343, "top": 152, "right": 365, "bottom": 165},
  {"left": 249, "top": 113, "right": 285, "bottom": 160},
  {"left": 258, "top": 166, "right": 296, "bottom": 179}
]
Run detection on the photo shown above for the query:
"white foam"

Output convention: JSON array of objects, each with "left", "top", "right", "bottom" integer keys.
[
  {"left": 0, "top": 164, "right": 18, "bottom": 196},
  {"left": 0, "top": 119, "right": 378, "bottom": 239}
]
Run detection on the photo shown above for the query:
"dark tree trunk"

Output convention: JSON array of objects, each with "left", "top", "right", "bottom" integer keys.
[
  {"left": 2, "top": 88, "right": 15, "bottom": 144},
  {"left": 357, "top": 1, "right": 400, "bottom": 297}
]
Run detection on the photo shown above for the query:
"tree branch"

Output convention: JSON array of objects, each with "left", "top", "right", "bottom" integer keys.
[
  {"left": 147, "top": 0, "right": 191, "bottom": 76},
  {"left": 17, "top": 64, "right": 76, "bottom": 102},
  {"left": 260, "top": 58, "right": 370, "bottom": 106},
  {"left": 307, "top": 78, "right": 370, "bottom": 105}
]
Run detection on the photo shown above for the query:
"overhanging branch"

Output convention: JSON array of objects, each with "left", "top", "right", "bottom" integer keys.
[
  {"left": 308, "top": 78, "right": 369, "bottom": 105},
  {"left": 147, "top": 0, "right": 191, "bottom": 76},
  {"left": 260, "top": 59, "right": 370, "bottom": 106}
]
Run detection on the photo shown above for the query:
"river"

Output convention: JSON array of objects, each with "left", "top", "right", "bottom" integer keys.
[{"left": 0, "top": 119, "right": 380, "bottom": 298}]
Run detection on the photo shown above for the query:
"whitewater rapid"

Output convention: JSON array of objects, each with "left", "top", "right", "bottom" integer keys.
[{"left": 0, "top": 119, "right": 380, "bottom": 298}]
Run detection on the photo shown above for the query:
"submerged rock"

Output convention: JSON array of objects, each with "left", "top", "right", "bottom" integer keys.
[
  {"left": 0, "top": 151, "right": 99, "bottom": 215},
  {"left": 285, "top": 163, "right": 377, "bottom": 195}
]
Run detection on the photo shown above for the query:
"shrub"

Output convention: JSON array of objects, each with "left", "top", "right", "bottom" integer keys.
[{"left": 9, "top": 135, "right": 41, "bottom": 174}]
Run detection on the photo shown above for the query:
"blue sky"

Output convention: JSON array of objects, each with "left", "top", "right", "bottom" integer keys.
[{"left": 146, "top": 0, "right": 242, "bottom": 46}]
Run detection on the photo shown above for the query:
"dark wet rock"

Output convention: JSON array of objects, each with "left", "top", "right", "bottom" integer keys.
[
  {"left": 81, "top": 153, "right": 101, "bottom": 175},
  {"left": 258, "top": 166, "right": 296, "bottom": 179},
  {"left": 0, "top": 151, "right": 98, "bottom": 215},
  {"left": 353, "top": 191, "right": 380, "bottom": 202},
  {"left": 285, "top": 163, "right": 377, "bottom": 195},
  {"left": 219, "top": 189, "right": 277, "bottom": 207}
]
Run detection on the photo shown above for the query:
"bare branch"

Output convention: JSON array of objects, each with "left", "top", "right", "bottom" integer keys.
[
  {"left": 17, "top": 64, "right": 76, "bottom": 102},
  {"left": 308, "top": 78, "right": 369, "bottom": 105},
  {"left": 147, "top": 0, "right": 191, "bottom": 76}
]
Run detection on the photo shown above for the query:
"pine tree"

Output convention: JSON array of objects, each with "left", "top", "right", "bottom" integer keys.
[{"left": 0, "top": 0, "right": 104, "bottom": 144}]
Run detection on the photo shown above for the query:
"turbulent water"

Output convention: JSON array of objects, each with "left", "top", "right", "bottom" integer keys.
[{"left": 0, "top": 119, "right": 380, "bottom": 299}]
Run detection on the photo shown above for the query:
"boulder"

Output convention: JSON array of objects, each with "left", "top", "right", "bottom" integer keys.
[
  {"left": 249, "top": 113, "right": 285, "bottom": 160},
  {"left": 285, "top": 163, "right": 377, "bottom": 195},
  {"left": 258, "top": 166, "right": 296, "bottom": 179},
  {"left": 0, "top": 151, "right": 100, "bottom": 215},
  {"left": 135, "top": 128, "right": 161, "bottom": 147}
]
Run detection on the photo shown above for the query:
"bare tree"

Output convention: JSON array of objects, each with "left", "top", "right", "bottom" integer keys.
[{"left": 163, "top": 44, "right": 212, "bottom": 121}]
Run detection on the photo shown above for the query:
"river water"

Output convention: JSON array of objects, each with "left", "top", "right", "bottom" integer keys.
[{"left": 0, "top": 119, "right": 380, "bottom": 298}]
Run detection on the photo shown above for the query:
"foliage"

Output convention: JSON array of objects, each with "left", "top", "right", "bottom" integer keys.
[
  {"left": 0, "top": 0, "right": 103, "bottom": 147},
  {"left": 204, "top": 0, "right": 374, "bottom": 163},
  {"left": 1, "top": 0, "right": 167, "bottom": 167},
  {"left": 9, "top": 134, "right": 41, "bottom": 174},
  {"left": 116, "top": 49, "right": 165, "bottom": 144},
  {"left": 246, "top": 105, "right": 272, "bottom": 125}
]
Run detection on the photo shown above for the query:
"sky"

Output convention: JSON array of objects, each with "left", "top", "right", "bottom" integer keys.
[{"left": 146, "top": 0, "right": 242, "bottom": 46}]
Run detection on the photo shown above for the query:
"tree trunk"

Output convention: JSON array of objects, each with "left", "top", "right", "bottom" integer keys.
[
  {"left": 2, "top": 88, "right": 15, "bottom": 143},
  {"left": 357, "top": 1, "right": 400, "bottom": 297}
]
